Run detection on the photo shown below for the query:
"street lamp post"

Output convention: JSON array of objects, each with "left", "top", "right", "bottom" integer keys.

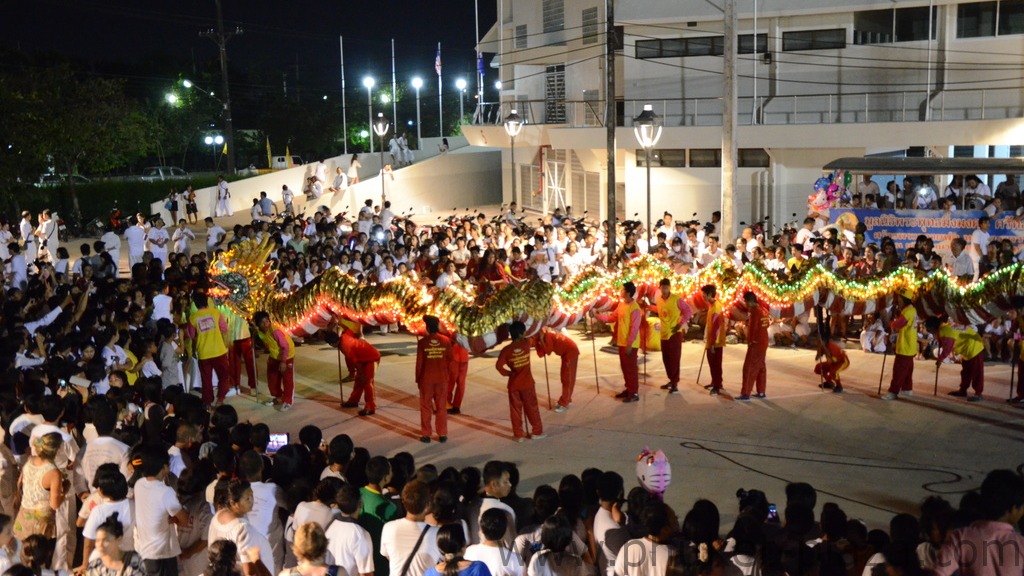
[
  {"left": 411, "top": 77, "right": 423, "bottom": 148},
  {"left": 633, "top": 105, "right": 663, "bottom": 252},
  {"left": 456, "top": 78, "right": 467, "bottom": 124},
  {"left": 204, "top": 134, "right": 224, "bottom": 171},
  {"left": 373, "top": 113, "right": 390, "bottom": 203},
  {"left": 363, "top": 77, "right": 375, "bottom": 153},
  {"left": 503, "top": 109, "right": 523, "bottom": 205}
]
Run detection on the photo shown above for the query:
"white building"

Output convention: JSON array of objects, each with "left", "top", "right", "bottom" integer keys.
[{"left": 468, "top": 0, "right": 1024, "bottom": 240}]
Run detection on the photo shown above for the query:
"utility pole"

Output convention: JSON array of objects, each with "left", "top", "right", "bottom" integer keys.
[
  {"left": 605, "top": 0, "right": 617, "bottom": 267},
  {"left": 200, "top": 0, "right": 242, "bottom": 175},
  {"left": 721, "top": 0, "right": 737, "bottom": 243}
]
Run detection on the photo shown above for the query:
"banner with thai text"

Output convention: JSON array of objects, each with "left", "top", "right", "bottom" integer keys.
[{"left": 830, "top": 208, "right": 1024, "bottom": 256}]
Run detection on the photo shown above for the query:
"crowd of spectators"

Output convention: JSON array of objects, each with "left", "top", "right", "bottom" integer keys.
[{"left": 1, "top": 171, "right": 1023, "bottom": 576}]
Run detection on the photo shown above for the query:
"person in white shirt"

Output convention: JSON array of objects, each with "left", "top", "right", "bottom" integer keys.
[
  {"left": 913, "top": 183, "right": 938, "bottom": 210},
  {"left": 475, "top": 462, "right": 516, "bottom": 548},
  {"left": 282, "top": 184, "right": 296, "bottom": 215},
  {"left": 18, "top": 212, "right": 37, "bottom": 264},
  {"left": 147, "top": 217, "right": 170, "bottom": 266},
  {"left": 209, "top": 478, "right": 276, "bottom": 575},
  {"left": 969, "top": 216, "right": 991, "bottom": 281},
  {"left": 77, "top": 464, "right": 134, "bottom": 570},
  {"left": 215, "top": 176, "right": 233, "bottom": 217},
  {"left": 380, "top": 480, "right": 440, "bottom": 576},
  {"left": 37, "top": 209, "right": 58, "bottom": 263},
  {"left": 859, "top": 313, "right": 888, "bottom": 354},
  {"left": 123, "top": 216, "right": 148, "bottom": 269},
  {"left": 238, "top": 451, "right": 287, "bottom": 572},
  {"left": 73, "top": 402, "right": 129, "bottom": 501},
  {"left": 8, "top": 243, "right": 27, "bottom": 290},
  {"left": 966, "top": 175, "right": 992, "bottom": 200},
  {"left": 466, "top": 508, "right": 524, "bottom": 576},
  {"left": 856, "top": 174, "right": 880, "bottom": 198},
  {"left": 358, "top": 200, "right": 375, "bottom": 236},
  {"left": 172, "top": 219, "right": 195, "bottom": 258},
  {"left": 949, "top": 238, "right": 974, "bottom": 282},
  {"left": 593, "top": 472, "right": 625, "bottom": 576},
  {"left": 380, "top": 201, "right": 397, "bottom": 235},
  {"left": 612, "top": 501, "right": 674, "bottom": 576},
  {"left": 204, "top": 217, "right": 227, "bottom": 258},
  {"left": 100, "top": 229, "right": 121, "bottom": 274},
  {"left": 325, "top": 484, "right": 375, "bottom": 576},
  {"left": 698, "top": 235, "right": 723, "bottom": 268},
  {"left": 134, "top": 446, "right": 190, "bottom": 576}
]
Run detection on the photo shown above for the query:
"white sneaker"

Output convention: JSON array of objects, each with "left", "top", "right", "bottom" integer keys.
[
  {"left": 554, "top": 405, "right": 568, "bottom": 413},
  {"left": 881, "top": 393, "right": 897, "bottom": 400},
  {"left": 901, "top": 390, "right": 913, "bottom": 397},
  {"left": 278, "top": 403, "right": 292, "bottom": 412},
  {"left": 531, "top": 433, "right": 547, "bottom": 440}
]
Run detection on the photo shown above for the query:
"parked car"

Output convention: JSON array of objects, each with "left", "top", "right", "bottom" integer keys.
[
  {"left": 36, "top": 173, "right": 92, "bottom": 187},
  {"left": 139, "top": 166, "right": 190, "bottom": 182},
  {"left": 271, "top": 155, "right": 304, "bottom": 169}
]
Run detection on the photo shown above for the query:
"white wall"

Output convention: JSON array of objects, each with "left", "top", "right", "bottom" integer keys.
[{"left": 148, "top": 137, "right": 470, "bottom": 221}]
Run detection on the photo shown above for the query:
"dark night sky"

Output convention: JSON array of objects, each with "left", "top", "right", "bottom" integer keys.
[{"left": 3, "top": 0, "right": 497, "bottom": 112}]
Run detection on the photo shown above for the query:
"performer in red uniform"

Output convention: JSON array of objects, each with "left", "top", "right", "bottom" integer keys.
[
  {"left": 496, "top": 321, "right": 544, "bottom": 441},
  {"left": 340, "top": 326, "right": 380, "bottom": 415},
  {"left": 447, "top": 340, "right": 469, "bottom": 415},
  {"left": 534, "top": 327, "right": 580, "bottom": 412},
  {"left": 702, "top": 285, "right": 727, "bottom": 395},
  {"left": 416, "top": 315, "right": 452, "bottom": 443},
  {"left": 731, "top": 291, "right": 770, "bottom": 400},
  {"left": 595, "top": 281, "right": 642, "bottom": 403},
  {"left": 815, "top": 332, "right": 850, "bottom": 394}
]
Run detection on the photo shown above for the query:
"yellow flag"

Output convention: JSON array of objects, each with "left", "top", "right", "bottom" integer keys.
[
  {"left": 285, "top": 146, "right": 293, "bottom": 168},
  {"left": 221, "top": 142, "right": 228, "bottom": 155},
  {"left": 266, "top": 137, "right": 272, "bottom": 169}
]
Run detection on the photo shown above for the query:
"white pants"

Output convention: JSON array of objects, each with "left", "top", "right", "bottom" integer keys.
[
  {"left": 216, "top": 198, "right": 233, "bottom": 217},
  {"left": 128, "top": 251, "right": 144, "bottom": 269},
  {"left": 54, "top": 470, "right": 77, "bottom": 571},
  {"left": 861, "top": 331, "right": 887, "bottom": 353}
]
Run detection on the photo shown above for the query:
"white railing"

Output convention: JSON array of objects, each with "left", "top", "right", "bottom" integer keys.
[{"left": 474, "top": 86, "right": 1024, "bottom": 128}]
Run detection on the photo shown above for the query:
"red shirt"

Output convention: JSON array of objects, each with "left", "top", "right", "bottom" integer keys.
[
  {"left": 508, "top": 258, "right": 528, "bottom": 280},
  {"left": 341, "top": 331, "right": 380, "bottom": 364},
  {"left": 534, "top": 331, "right": 579, "bottom": 359},
  {"left": 416, "top": 334, "right": 453, "bottom": 384},
  {"left": 451, "top": 342, "right": 469, "bottom": 363},
  {"left": 496, "top": 339, "right": 535, "bottom": 391},
  {"left": 746, "top": 303, "right": 771, "bottom": 348}
]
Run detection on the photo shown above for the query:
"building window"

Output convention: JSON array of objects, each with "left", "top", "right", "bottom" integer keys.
[
  {"left": 543, "top": 0, "right": 564, "bottom": 34},
  {"left": 636, "top": 150, "right": 685, "bottom": 168},
  {"left": 689, "top": 149, "right": 722, "bottom": 167},
  {"left": 894, "top": 6, "right": 936, "bottom": 41},
  {"left": 582, "top": 7, "right": 599, "bottom": 44},
  {"left": 515, "top": 25, "right": 527, "bottom": 49},
  {"left": 1000, "top": 1, "right": 1024, "bottom": 34},
  {"left": 782, "top": 29, "right": 846, "bottom": 51},
  {"left": 854, "top": 7, "right": 937, "bottom": 43},
  {"left": 738, "top": 33, "right": 768, "bottom": 54},
  {"left": 635, "top": 36, "right": 723, "bottom": 59},
  {"left": 958, "top": 2, "right": 997, "bottom": 37},
  {"left": 739, "top": 149, "right": 770, "bottom": 168}
]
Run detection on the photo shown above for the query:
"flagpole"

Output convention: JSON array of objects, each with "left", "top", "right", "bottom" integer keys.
[
  {"left": 340, "top": 36, "right": 348, "bottom": 155},
  {"left": 475, "top": 0, "right": 482, "bottom": 124},
  {"left": 391, "top": 39, "right": 398, "bottom": 132},
  {"left": 437, "top": 42, "right": 443, "bottom": 137}
]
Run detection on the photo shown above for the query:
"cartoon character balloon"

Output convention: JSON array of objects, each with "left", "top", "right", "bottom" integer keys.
[{"left": 636, "top": 447, "right": 672, "bottom": 499}]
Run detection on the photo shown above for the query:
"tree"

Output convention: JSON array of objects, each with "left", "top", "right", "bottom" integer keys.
[
  {"left": 25, "top": 67, "right": 151, "bottom": 219},
  {"left": 0, "top": 74, "right": 49, "bottom": 215}
]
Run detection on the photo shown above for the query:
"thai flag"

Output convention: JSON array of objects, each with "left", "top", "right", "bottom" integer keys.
[{"left": 435, "top": 46, "right": 442, "bottom": 76}]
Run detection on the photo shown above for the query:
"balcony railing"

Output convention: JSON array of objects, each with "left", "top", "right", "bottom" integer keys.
[{"left": 474, "top": 87, "right": 1024, "bottom": 128}]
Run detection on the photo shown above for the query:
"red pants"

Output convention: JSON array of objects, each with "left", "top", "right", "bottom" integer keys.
[
  {"left": 660, "top": 332, "right": 683, "bottom": 385},
  {"left": 267, "top": 357, "right": 294, "bottom": 404},
  {"left": 814, "top": 359, "right": 849, "bottom": 385},
  {"left": 508, "top": 386, "right": 542, "bottom": 439},
  {"left": 419, "top": 379, "right": 448, "bottom": 436},
  {"left": 707, "top": 346, "right": 724, "bottom": 388},
  {"left": 741, "top": 344, "right": 768, "bottom": 395},
  {"left": 618, "top": 346, "right": 639, "bottom": 394},
  {"left": 888, "top": 354, "right": 914, "bottom": 394},
  {"left": 957, "top": 354, "right": 984, "bottom": 395},
  {"left": 347, "top": 361, "right": 377, "bottom": 411},
  {"left": 230, "top": 338, "right": 256, "bottom": 390},
  {"left": 447, "top": 360, "right": 468, "bottom": 409},
  {"left": 556, "top": 353, "right": 579, "bottom": 408},
  {"left": 199, "top": 354, "right": 232, "bottom": 405}
]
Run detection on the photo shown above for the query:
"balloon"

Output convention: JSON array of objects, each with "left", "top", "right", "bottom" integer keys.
[
  {"left": 844, "top": 171, "right": 853, "bottom": 187},
  {"left": 636, "top": 447, "right": 672, "bottom": 499}
]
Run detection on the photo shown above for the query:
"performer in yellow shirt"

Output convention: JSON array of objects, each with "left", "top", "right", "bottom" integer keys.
[
  {"left": 254, "top": 311, "right": 296, "bottom": 411},
  {"left": 882, "top": 290, "right": 917, "bottom": 400},
  {"left": 653, "top": 278, "right": 693, "bottom": 394},
  {"left": 926, "top": 317, "right": 985, "bottom": 402},
  {"left": 187, "top": 293, "right": 231, "bottom": 407},
  {"left": 701, "top": 284, "right": 728, "bottom": 395}
]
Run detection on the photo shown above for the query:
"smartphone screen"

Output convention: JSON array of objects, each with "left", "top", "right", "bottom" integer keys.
[{"left": 267, "top": 433, "right": 289, "bottom": 455}]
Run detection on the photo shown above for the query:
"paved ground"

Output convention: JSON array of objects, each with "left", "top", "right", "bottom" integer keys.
[{"left": 93, "top": 203, "right": 1024, "bottom": 532}]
